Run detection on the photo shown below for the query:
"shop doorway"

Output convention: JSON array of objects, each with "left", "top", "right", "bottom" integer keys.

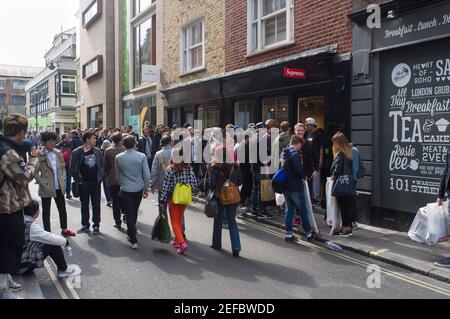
[{"left": 297, "top": 96, "right": 325, "bottom": 128}]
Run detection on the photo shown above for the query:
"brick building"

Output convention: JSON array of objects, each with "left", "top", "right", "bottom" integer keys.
[{"left": 0, "top": 65, "right": 42, "bottom": 119}]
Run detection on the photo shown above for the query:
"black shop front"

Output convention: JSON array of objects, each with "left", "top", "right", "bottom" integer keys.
[
  {"left": 350, "top": 0, "right": 450, "bottom": 230},
  {"left": 162, "top": 44, "right": 351, "bottom": 179}
]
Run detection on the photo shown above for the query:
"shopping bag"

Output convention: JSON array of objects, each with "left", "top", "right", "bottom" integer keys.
[
  {"left": 303, "top": 180, "right": 319, "bottom": 234},
  {"left": 326, "top": 178, "right": 342, "bottom": 234},
  {"left": 426, "top": 203, "right": 450, "bottom": 245},
  {"left": 408, "top": 206, "right": 428, "bottom": 243},
  {"left": 260, "top": 178, "right": 275, "bottom": 202},
  {"left": 275, "top": 193, "right": 285, "bottom": 206},
  {"left": 151, "top": 203, "right": 172, "bottom": 243},
  {"left": 204, "top": 192, "right": 219, "bottom": 218},
  {"left": 172, "top": 183, "right": 192, "bottom": 205}
]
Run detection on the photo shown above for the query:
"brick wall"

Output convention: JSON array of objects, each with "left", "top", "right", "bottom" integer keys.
[
  {"left": 162, "top": 0, "right": 225, "bottom": 86},
  {"left": 225, "top": 0, "right": 353, "bottom": 72}
]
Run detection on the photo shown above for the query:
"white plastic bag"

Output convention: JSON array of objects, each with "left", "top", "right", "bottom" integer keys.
[
  {"left": 408, "top": 206, "right": 428, "bottom": 243},
  {"left": 275, "top": 193, "right": 285, "bottom": 206},
  {"left": 426, "top": 203, "right": 450, "bottom": 245},
  {"left": 303, "top": 180, "right": 319, "bottom": 234},
  {"left": 326, "top": 177, "right": 342, "bottom": 234}
]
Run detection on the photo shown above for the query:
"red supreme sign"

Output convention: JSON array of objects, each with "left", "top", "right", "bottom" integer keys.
[{"left": 284, "top": 68, "right": 307, "bottom": 79}]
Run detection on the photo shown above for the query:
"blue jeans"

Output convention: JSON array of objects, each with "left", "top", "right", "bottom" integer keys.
[
  {"left": 212, "top": 204, "right": 241, "bottom": 252},
  {"left": 65, "top": 166, "right": 71, "bottom": 195},
  {"left": 103, "top": 180, "right": 112, "bottom": 203},
  {"left": 284, "top": 190, "right": 312, "bottom": 236}
]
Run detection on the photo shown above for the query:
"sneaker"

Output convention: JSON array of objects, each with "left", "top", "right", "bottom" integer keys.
[
  {"left": 307, "top": 232, "right": 319, "bottom": 242},
  {"left": 58, "top": 264, "right": 82, "bottom": 278},
  {"left": 130, "top": 243, "right": 138, "bottom": 250},
  {"left": 435, "top": 258, "right": 450, "bottom": 268},
  {"left": 77, "top": 226, "right": 89, "bottom": 234},
  {"left": 8, "top": 275, "right": 22, "bottom": 292},
  {"left": 61, "top": 229, "right": 77, "bottom": 237},
  {"left": 232, "top": 251, "right": 240, "bottom": 258},
  {"left": 293, "top": 218, "right": 302, "bottom": 226},
  {"left": 66, "top": 194, "right": 72, "bottom": 200},
  {"left": 352, "top": 222, "right": 359, "bottom": 231},
  {"left": 336, "top": 230, "right": 353, "bottom": 238},
  {"left": 177, "top": 242, "right": 188, "bottom": 255},
  {"left": 106, "top": 202, "right": 112, "bottom": 207},
  {"left": 172, "top": 241, "right": 181, "bottom": 249},
  {"left": 92, "top": 227, "right": 100, "bottom": 236},
  {"left": 285, "top": 235, "right": 298, "bottom": 242},
  {"left": 113, "top": 223, "right": 122, "bottom": 229},
  {"left": 210, "top": 245, "right": 221, "bottom": 250}
]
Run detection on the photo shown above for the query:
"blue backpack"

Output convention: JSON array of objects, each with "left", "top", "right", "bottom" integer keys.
[{"left": 272, "top": 168, "right": 287, "bottom": 194}]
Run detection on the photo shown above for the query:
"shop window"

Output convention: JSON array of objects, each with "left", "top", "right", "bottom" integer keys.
[
  {"left": 248, "top": 0, "right": 293, "bottom": 54},
  {"left": 234, "top": 100, "right": 254, "bottom": 129},
  {"left": 88, "top": 105, "right": 103, "bottom": 129},
  {"left": 262, "top": 96, "right": 289, "bottom": 125},
  {"left": 181, "top": 19, "right": 205, "bottom": 74},
  {"left": 298, "top": 96, "right": 325, "bottom": 129},
  {"left": 197, "top": 104, "right": 219, "bottom": 128}
]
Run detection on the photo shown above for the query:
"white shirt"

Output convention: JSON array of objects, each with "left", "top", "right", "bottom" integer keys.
[{"left": 46, "top": 149, "right": 60, "bottom": 190}]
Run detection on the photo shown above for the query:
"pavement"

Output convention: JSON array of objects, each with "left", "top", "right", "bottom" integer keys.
[
  {"left": 192, "top": 196, "right": 450, "bottom": 284},
  {"left": 12, "top": 183, "right": 450, "bottom": 299}
]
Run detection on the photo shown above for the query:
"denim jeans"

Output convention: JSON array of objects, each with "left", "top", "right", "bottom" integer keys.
[
  {"left": 284, "top": 190, "right": 312, "bottom": 236},
  {"left": 103, "top": 180, "right": 112, "bottom": 203},
  {"left": 212, "top": 204, "right": 241, "bottom": 252}
]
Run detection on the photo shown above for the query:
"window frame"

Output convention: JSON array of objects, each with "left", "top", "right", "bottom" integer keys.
[
  {"left": 82, "top": 55, "right": 103, "bottom": 80},
  {"left": 61, "top": 75, "right": 77, "bottom": 95},
  {"left": 247, "top": 0, "right": 294, "bottom": 55},
  {"left": 12, "top": 95, "right": 26, "bottom": 106},
  {"left": 133, "top": 0, "right": 154, "bottom": 17},
  {"left": 130, "top": 0, "right": 156, "bottom": 89},
  {"left": 180, "top": 18, "right": 205, "bottom": 75},
  {"left": 82, "top": 0, "right": 102, "bottom": 29},
  {"left": 0, "top": 80, "right": 5, "bottom": 91},
  {"left": 12, "top": 79, "right": 27, "bottom": 91}
]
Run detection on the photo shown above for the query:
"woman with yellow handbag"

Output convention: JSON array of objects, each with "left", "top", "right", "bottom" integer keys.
[{"left": 160, "top": 152, "right": 198, "bottom": 255}]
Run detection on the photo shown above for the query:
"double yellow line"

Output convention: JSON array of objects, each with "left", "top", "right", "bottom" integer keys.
[
  {"left": 238, "top": 218, "right": 450, "bottom": 297},
  {"left": 44, "top": 260, "right": 80, "bottom": 299}
]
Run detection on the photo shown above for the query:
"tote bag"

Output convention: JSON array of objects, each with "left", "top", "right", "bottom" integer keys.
[
  {"left": 332, "top": 155, "right": 357, "bottom": 197},
  {"left": 172, "top": 183, "right": 192, "bottom": 205}
]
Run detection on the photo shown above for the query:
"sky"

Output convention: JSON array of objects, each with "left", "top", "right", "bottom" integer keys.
[{"left": 0, "top": 0, "right": 79, "bottom": 67}]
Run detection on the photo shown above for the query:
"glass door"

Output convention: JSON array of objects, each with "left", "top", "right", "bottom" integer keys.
[{"left": 297, "top": 96, "right": 325, "bottom": 129}]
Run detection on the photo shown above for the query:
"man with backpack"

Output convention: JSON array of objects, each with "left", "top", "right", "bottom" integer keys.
[{"left": 279, "top": 135, "right": 317, "bottom": 242}]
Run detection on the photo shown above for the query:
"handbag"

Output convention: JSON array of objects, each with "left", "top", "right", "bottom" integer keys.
[
  {"left": 172, "top": 183, "right": 192, "bottom": 205},
  {"left": 204, "top": 192, "right": 219, "bottom": 218},
  {"left": 332, "top": 155, "right": 357, "bottom": 197},
  {"left": 219, "top": 165, "right": 241, "bottom": 205},
  {"left": 151, "top": 203, "right": 171, "bottom": 243}
]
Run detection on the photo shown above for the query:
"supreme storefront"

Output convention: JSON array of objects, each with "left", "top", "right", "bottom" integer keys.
[{"left": 350, "top": 0, "right": 450, "bottom": 230}]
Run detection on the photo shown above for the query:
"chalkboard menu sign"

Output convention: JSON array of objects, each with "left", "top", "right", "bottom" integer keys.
[{"left": 380, "top": 40, "right": 450, "bottom": 213}]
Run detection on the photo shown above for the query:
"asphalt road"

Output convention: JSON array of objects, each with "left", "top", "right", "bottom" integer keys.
[{"left": 28, "top": 183, "right": 450, "bottom": 299}]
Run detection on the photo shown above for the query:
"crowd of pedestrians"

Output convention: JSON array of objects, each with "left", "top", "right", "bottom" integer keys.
[{"left": 1, "top": 113, "right": 367, "bottom": 299}]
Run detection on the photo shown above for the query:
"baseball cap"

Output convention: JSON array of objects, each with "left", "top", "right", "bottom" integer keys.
[{"left": 305, "top": 118, "right": 317, "bottom": 126}]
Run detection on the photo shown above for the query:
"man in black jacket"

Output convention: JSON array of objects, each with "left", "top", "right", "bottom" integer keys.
[{"left": 137, "top": 127, "right": 156, "bottom": 173}]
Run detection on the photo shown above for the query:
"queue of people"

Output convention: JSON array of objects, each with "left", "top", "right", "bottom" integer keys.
[{"left": 1, "top": 112, "right": 367, "bottom": 299}]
